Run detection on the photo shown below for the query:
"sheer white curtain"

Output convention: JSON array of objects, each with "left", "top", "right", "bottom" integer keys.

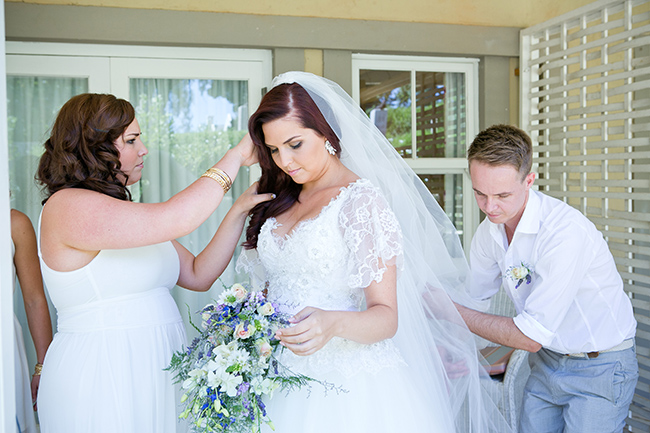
[{"left": 8, "top": 77, "right": 87, "bottom": 217}]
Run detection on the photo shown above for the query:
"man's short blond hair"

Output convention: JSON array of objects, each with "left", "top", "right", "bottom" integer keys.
[{"left": 468, "top": 124, "right": 532, "bottom": 180}]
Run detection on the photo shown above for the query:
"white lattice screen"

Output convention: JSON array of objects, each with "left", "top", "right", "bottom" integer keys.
[{"left": 520, "top": 0, "right": 650, "bottom": 430}]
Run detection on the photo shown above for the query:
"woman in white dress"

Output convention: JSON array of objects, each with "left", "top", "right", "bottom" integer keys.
[
  {"left": 11, "top": 208, "right": 52, "bottom": 433},
  {"left": 34, "top": 93, "right": 273, "bottom": 433},
  {"left": 237, "top": 72, "right": 511, "bottom": 432}
]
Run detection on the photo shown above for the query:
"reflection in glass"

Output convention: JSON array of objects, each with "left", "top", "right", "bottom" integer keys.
[
  {"left": 359, "top": 70, "right": 412, "bottom": 157},
  {"left": 415, "top": 72, "right": 466, "bottom": 158},
  {"left": 417, "top": 173, "right": 464, "bottom": 243},
  {"left": 359, "top": 70, "right": 467, "bottom": 159}
]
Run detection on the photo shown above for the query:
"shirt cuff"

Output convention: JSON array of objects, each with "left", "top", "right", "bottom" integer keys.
[{"left": 513, "top": 311, "right": 554, "bottom": 347}]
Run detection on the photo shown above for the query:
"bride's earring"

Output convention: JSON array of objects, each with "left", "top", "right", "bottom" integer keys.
[{"left": 324, "top": 140, "right": 336, "bottom": 156}]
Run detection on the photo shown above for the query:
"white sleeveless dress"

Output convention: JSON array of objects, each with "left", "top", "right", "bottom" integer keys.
[
  {"left": 36, "top": 229, "right": 187, "bottom": 433},
  {"left": 12, "top": 239, "right": 38, "bottom": 433},
  {"left": 237, "top": 179, "right": 454, "bottom": 433}
]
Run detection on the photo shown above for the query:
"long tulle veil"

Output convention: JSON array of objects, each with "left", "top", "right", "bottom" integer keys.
[{"left": 271, "top": 71, "right": 511, "bottom": 433}]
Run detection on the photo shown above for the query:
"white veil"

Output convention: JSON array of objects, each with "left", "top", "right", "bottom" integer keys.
[{"left": 271, "top": 71, "right": 511, "bottom": 433}]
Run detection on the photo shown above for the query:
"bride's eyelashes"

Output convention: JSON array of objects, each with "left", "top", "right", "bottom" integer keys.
[{"left": 266, "top": 142, "right": 302, "bottom": 154}]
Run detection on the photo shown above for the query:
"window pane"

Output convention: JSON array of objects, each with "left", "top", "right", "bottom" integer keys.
[
  {"left": 359, "top": 70, "right": 412, "bottom": 157},
  {"left": 129, "top": 78, "right": 249, "bottom": 260},
  {"left": 415, "top": 72, "right": 466, "bottom": 158},
  {"left": 129, "top": 78, "right": 249, "bottom": 202},
  {"left": 359, "top": 70, "right": 467, "bottom": 159},
  {"left": 417, "top": 173, "right": 464, "bottom": 243},
  {"left": 7, "top": 76, "right": 88, "bottom": 216}
]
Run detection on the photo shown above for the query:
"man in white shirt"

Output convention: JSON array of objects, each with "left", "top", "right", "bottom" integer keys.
[{"left": 456, "top": 124, "right": 638, "bottom": 433}]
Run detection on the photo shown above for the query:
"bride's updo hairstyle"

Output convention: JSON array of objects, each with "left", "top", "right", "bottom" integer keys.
[
  {"left": 36, "top": 93, "right": 136, "bottom": 204},
  {"left": 243, "top": 82, "right": 341, "bottom": 249}
]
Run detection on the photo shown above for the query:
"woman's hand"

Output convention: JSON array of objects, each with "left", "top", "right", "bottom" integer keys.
[
  {"left": 31, "top": 374, "right": 41, "bottom": 411},
  {"left": 231, "top": 181, "right": 275, "bottom": 216},
  {"left": 275, "top": 307, "right": 340, "bottom": 356},
  {"left": 232, "top": 133, "right": 258, "bottom": 167}
]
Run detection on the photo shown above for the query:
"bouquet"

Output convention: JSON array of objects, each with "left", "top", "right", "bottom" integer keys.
[{"left": 166, "top": 282, "right": 329, "bottom": 432}]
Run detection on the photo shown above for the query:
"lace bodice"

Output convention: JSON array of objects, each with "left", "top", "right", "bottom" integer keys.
[{"left": 237, "top": 179, "right": 405, "bottom": 377}]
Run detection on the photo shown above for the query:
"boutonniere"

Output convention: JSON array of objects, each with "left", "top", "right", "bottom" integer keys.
[{"left": 505, "top": 262, "right": 533, "bottom": 289}]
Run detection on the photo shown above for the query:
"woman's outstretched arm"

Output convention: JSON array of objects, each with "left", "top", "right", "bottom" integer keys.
[{"left": 174, "top": 182, "right": 275, "bottom": 292}]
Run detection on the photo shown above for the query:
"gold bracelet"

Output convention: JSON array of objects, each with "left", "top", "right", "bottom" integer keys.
[
  {"left": 200, "top": 167, "right": 232, "bottom": 194},
  {"left": 206, "top": 168, "right": 231, "bottom": 193},
  {"left": 33, "top": 363, "right": 43, "bottom": 376},
  {"left": 207, "top": 168, "right": 232, "bottom": 189}
]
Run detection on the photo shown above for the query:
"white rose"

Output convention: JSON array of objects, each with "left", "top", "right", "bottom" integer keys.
[
  {"left": 231, "top": 284, "right": 248, "bottom": 302},
  {"left": 256, "top": 338, "right": 273, "bottom": 358},
  {"left": 234, "top": 322, "right": 252, "bottom": 340},
  {"left": 257, "top": 302, "right": 275, "bottom": 316},
  {"left": 511, "top": 267, "right": 527, "bottom": 280}
]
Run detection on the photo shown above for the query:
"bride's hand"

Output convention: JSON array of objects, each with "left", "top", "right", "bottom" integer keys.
[{"left": 275, "top": 307, "right": 337, "bottom": 356}]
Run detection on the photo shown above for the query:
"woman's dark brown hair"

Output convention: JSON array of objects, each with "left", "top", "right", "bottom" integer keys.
[
  {"left": 243, "top": 83, "right": 341, "bottom": 249},
  {"left": 36, "top": 93, "right": 136, "bottom": 204}
]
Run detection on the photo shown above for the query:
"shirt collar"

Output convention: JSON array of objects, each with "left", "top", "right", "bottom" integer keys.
[{"left": 515, "top": 189, "right": 541, "bottom": 235}]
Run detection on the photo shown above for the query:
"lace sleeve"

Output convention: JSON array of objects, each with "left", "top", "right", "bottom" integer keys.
[
  {"left": 235, "top": 248, "right": 267, "bottom": 291},
  {"left": 340, "top": 183, "right": 404, "bottom": 289}
]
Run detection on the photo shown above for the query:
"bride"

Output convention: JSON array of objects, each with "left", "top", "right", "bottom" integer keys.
[{"left": 237, "top": 71, "right": 510, "bottom": 432}]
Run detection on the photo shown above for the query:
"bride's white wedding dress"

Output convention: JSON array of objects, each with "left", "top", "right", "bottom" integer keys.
[{"left": 238, "top": 179, "right": 455, "bottom": 433}]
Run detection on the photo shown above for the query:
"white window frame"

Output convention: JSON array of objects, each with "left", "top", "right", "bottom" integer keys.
[{"left": 352, "top": 54, "right": 480, "bottom": 250}]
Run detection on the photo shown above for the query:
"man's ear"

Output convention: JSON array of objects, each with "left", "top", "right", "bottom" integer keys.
[{"left": 524, "top": 172, "right": 536, "bottom": 189}]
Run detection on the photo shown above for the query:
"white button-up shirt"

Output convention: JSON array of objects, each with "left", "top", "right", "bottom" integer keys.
[{"left": 469, "top": 189, "right": 636, "bottom": 354}]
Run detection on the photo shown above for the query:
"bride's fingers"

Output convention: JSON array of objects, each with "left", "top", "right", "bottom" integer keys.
[
  {"left": 283, "top": 338, "right": 320, "bottom": 356},
  {"left": 277, "top": 325, "right": 316, "bottom": 344},
  {"left": 289, "top": 306, "right": 316, "bottom": 324},
  {"left": 276, "top": 321, "right": 308, "bottom": 338}
]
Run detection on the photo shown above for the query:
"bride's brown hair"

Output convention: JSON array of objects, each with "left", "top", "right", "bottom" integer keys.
[
  {"left": 243, "top": 83, "right": 341, "bottom": 249},
  {"left": 36, "top": 93, "right": 136, "bottom": 204}
]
